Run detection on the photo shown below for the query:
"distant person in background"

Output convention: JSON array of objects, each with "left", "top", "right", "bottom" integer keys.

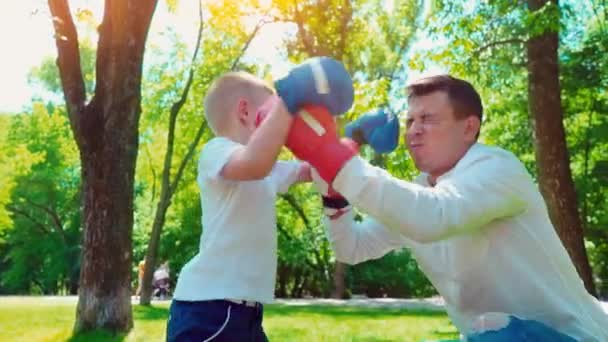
[
  {"left": 135, "top": 259, "right": 145, "bottom": 298},
  {"left": 153, "top": 261, "right": 171, "bottom": 300}
]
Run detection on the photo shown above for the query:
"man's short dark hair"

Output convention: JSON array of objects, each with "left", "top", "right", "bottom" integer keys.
[{"left": 406, "top": 75, "right": 483, "bottom": 125}]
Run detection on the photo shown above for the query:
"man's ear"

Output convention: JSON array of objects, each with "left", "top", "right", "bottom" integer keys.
[{"left": 464, "top": 115, "right": 481, "bottom": 142}]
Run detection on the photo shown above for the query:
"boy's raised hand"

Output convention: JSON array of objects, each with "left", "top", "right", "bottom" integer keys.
[
  {"left": 285, "top": 105, "right": 359, "bottom": 184},
  {"left": 274, "top": 57, "right": 354, "bottom": 116}
]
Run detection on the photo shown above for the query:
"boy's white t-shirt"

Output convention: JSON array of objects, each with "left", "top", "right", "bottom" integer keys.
[{"left": 173, "top": 137, "right": 301, "bottom": 303}]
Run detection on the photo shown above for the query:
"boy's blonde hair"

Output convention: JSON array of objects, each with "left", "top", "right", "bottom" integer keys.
[{"left": 204, "top": 72, "right": 274, "bottom": 135}]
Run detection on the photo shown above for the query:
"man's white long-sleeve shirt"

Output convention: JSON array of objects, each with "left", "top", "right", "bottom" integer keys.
[{"left": 329, "top": 143, "right": 608, "bottom": 341}]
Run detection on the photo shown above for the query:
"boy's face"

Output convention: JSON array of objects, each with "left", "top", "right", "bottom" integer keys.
[{"left": 237, "top": 90, "right": 274, "bottom": 135}]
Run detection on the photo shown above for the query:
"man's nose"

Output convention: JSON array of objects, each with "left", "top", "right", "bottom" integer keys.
[{"left": 406, "top": 120, "right": 424, "bottom": 138}]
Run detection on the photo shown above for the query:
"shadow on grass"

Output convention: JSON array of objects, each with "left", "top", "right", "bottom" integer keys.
[
  {"left": 66, "top": 330, "right": 127, "bottom": 342},
  {"left": 266, "top": 305, "right": 460, "bottom": 340},
  {"left": 66, "top": 305, "right": 170, "bottom": 342},
  {"left": 64, "top": 304, "right": 458, "bottom": 341},
  {"left": 266, "top": 304, "right": 447, "bottom": 318},
  {"left": 133, "top": 304, "right": 170, "bottom": 321}
]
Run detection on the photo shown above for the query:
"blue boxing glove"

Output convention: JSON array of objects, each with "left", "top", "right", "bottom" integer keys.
[
  {"left": 345, "top": 108, "right": 400, "bottom": 154},
  {"left": 275, "top": 57, "right": 354, "bottom": 116}
]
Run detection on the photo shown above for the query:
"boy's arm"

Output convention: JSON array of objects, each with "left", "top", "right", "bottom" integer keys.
[
  {"left": 268, "top": 161, "right": 303, "bottom": 193},
  {"left": 221, "top": 97, "right": 293, "bottom": 181},
  {"left": 296, "top": 162, "right": 312, "bottom": 183},
  {"left": 222, "top": 55, "right": 354, "bottom": 181}
]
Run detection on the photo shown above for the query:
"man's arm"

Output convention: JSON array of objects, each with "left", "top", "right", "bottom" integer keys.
[
  {"left": 325, "top": 210, "right": 409, "bottom": 265},
  {"left": 311, "top": 165, "right": 408, "bottom": 264},
  {"left": 221, "top": 97, "right": 292, "bottom": 180},
  {"left": 333, "top": 154, "right": 529, "bottom": 243}
]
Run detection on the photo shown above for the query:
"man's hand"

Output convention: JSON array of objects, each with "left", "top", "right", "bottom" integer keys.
[
  {"left": 311, "top": 167, "right": 351, "bottom": 220},
  {"left": 345, "top": 108, "right": 400, "bottom": 154}
]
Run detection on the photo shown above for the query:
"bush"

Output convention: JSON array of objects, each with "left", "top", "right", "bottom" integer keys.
[{"left": 347, "top": 249, "right": 436, "bottom": 298}]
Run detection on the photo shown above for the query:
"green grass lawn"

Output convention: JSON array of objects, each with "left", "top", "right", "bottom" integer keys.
[{"left": 0, "top": 297, "right": 459, "bottom": 341}]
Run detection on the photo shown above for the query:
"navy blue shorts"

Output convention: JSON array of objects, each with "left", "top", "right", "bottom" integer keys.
[
  {"left": 166, "top": 299, "right": 268, "bottom": 342},
  {"left": 467, "top": 316, "right": 576, "bottom": 342}
]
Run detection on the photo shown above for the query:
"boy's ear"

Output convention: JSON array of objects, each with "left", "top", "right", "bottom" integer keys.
[
  {"left": 237, "top": 98, "right": 248, "bottom": 117},
  {"left": 236, "top": 98, "right": 250, "bottom": 126}
]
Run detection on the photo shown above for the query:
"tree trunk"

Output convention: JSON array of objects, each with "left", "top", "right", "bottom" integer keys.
[
  {"left": 526, "top": 0, "right": 596, "bottom": 295},
  {"left": 75, "top": 121, "right": 138, "bottom": 331},
  {"left": 49, "top": 0, "right": 159, "bottom": 333},
  {"left": 331, "top": 262, "right": 347, "bottom": 298},
  {"left": 140, "top": 197, "right": 170, "bottom": 304}
]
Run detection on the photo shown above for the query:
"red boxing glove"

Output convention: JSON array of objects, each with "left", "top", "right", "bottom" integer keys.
[
  {"left": 286, "top": 105, "right": 358, "bottom": 183},
  {"left": 311, "top": 166, "right": 353, "bottom": 220}
]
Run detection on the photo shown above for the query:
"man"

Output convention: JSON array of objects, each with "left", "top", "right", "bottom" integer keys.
[{"left": 289, "top": 75, "right": 608, "bottom": 341}]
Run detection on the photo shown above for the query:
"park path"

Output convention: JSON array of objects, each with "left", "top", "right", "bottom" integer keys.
[
  {"left": 1, "top": 295, "right": 445, "bottom": 311},
  {"left": 4, "top": 295, "right": 607, "bottom": 314}
]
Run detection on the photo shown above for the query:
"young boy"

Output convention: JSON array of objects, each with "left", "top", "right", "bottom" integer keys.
[
  {"left": 167, "top": 56, "right": 353, "bottom": 341},
  {"left": 166, "top": 72, "right": 302, "bottom": 342}
]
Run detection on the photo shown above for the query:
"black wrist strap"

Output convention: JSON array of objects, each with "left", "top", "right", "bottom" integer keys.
[{"left": 322, "top": 196, "right": 349, "bottom": 209}]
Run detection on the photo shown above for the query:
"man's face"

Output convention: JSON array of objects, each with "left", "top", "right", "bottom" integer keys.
[{"left": 405, "top": 91, "right": 478, "bottom": 181}]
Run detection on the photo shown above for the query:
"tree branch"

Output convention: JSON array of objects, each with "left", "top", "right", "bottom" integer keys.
[
  {"left": 293, "top": 1, "right": 317, "bottom": 56},
  {"left": 278, "top": 194, "right": 328, "bottom": 276},
  {"left": 591, "top": 0, "right": 608, "bottom": 35},
  {"left": 145, "top": 146, "right": 158, "bottom": 206},
  {"left": 336, "top": 0, "right": 352, "bottom": 60},
  {"left": 48, "top": 0, "right": 86, "bottom": 133},
  {"left": 92, "top": 0, "right": 158, "bottom": 130},
  {"left": 18, "top": 197, "right": 68, "bottom": 243},
  {"left": 169, "top": 121, "right": 207, "bottom": 196},
  {"left": 279, "top": 193, "right": 310, "bottom": 227},
  {"left": 586, "top": 225, "right": 608, "bottom": 241},
  {"left": 230, "top": 15, "right": 272, "bottom": 70},
  {"left": 165, "top": 0, "right": 205, "bottom": 197},
  {"left": 7, "top": 204, "right": 52, "bottom": 235},
  {"left": 276, "top": 223, "right": 324, "bottom": 273},
  {"left": 385, "top": 2, "right": 423, "bottom": 86},
  {"left": 473, "top": 38, "right": 526, "bottom": 58},
  {"left": 170, "top": 1, "right": 205, "bottom": 119}
]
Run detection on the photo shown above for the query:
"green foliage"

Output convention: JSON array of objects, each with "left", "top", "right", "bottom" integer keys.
[
  {"left": 276, "top": 0, "right": 422, "bottom": 114},
  {"left": 268, "top": 0, "right": 430, "bottom": 297},
  {"left": 2, "top": 0, "right": 606, "bottom": 300},
  {"left": 27, "top": 40, "right": 97, "bottom": 101},
  {"left": 0, "top": 115, "right": 16, "bottom": 230},
  {"left": 0, "top": 104, "right": 80, "bottom": 294},
  {"left": 349, "top": 248, "right": 436, "bottom": 298},
  {"left": 561, "top": 25, "right": 608, "bottom": 297},
  {"left": 418, "top": 0, "right": 608, "bottom": 295},
  {"left": 275, "top": 183, "right": 333, "bottom": 297}
]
